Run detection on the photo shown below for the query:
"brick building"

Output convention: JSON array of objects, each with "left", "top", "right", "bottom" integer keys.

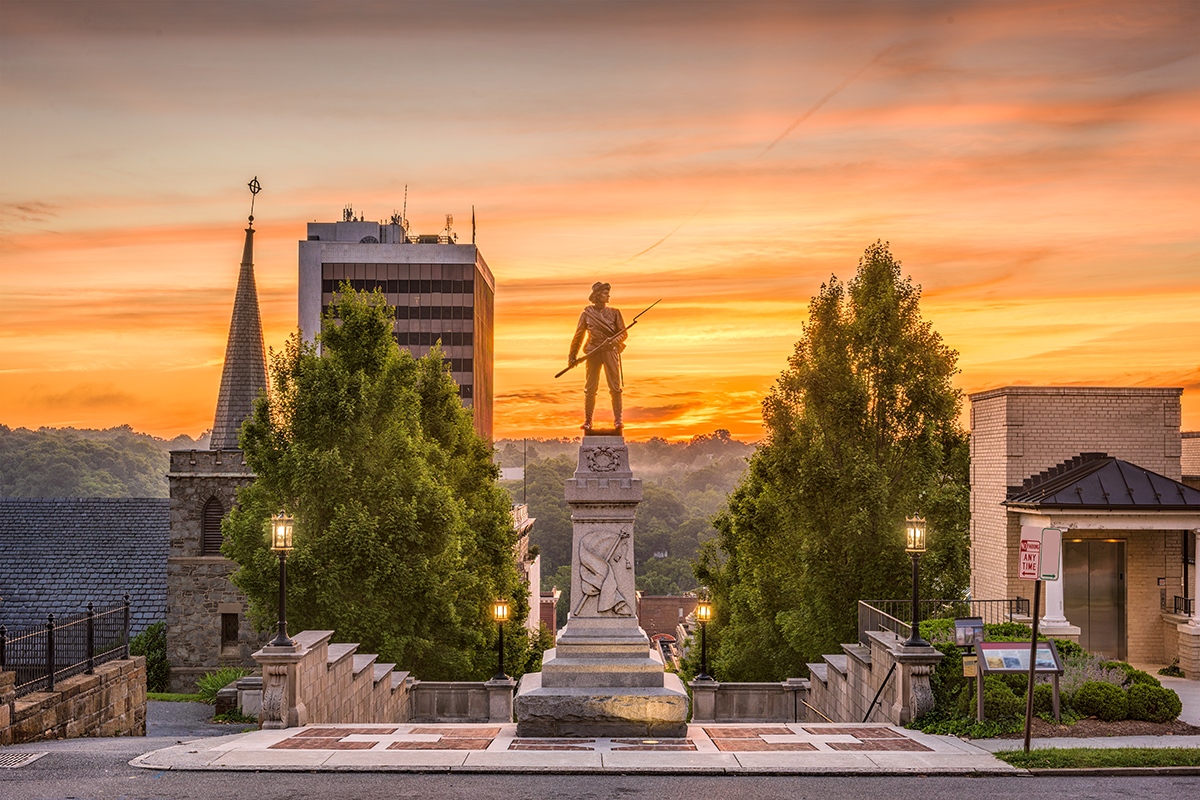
[
  {"left": 969, "top": 386, "right": 1199, "bottom": 671},
  {"left": 636, "top": 594, "right": 698, "bottom": 640}
]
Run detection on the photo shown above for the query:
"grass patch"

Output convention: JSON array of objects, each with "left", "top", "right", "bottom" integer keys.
[
  {"left": 148, "top": 691, "right": 204, "bottom": 703},
  {"left": 997, "top": 747, "right": 1200, "bottom": 769}
]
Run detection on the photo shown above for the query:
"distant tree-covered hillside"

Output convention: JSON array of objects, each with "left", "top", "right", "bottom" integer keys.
[
  {"left": 496, "top": 430, "right": 757, "bottom": 621},
  {"left": 0, "top": 425, "right": 210, "bottom": 498}
]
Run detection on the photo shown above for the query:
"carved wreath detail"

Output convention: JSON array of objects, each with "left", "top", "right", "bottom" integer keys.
[{"left": 585, "top": 446, "right": 620, "bottom": 472}]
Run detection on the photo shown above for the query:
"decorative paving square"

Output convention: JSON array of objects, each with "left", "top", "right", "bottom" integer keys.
[
  {"left": 826, "top": 739, "right": 932, "bottom": 752},
  {"left": 388, "top": 738, "right": 493, "bottom": 751},
  {"left": 611, "top": 739, "right": 696, "bottom": 751},
  {"left": 509, "top": 740, "right": 596, "bottom": 751},
  {"left": 410, "top": 726, "right": 501, "bottom": 737},
  {"left": 702, "top": 726, "right": 792, "bottom": 738},
  {"left": 269, "top": 737, "right": 376, "bottom": 750},
  {"left": 712, "top": 739, "right": 818, "bottom": 752},
  {"left": 802, "top": 726, "right": 904, "bottom": 739}
]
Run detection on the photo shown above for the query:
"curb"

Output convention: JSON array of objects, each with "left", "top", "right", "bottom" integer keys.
[{"left": 1026, "top": 766, "right": 1200, "bottom": 777}]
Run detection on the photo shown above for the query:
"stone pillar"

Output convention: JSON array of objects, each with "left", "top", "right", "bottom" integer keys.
[
  {"left": 689, "top": 680, "right": 718, "bottom": 722},
  {"left": 1177, "top": 529, "right": 1200, "bottom": 679},
  {"left": 254, "top": 642, "right": 307, "bottom": 730},
  {"left": 484, "top": 678, "right": 516, "bottom": 724},
  {"left": 891, "top": 638, "right": 944, "bottom": 725},
  {"left": 514, "top": 435, "right": 689, "bottom": 736},
  {"left": 1040, "top": 547, "right": 1081, "bottom": 641}
]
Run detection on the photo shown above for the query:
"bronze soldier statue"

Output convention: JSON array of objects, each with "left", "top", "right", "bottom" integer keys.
[{"left": 568, "top": 282, "right": 627, "bottom": 432}]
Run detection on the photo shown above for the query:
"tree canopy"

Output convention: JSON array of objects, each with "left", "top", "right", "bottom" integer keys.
[
  {"left": 223, "top": 288, "right": 530, "bottom": 680},
  {"left": 697, "top": 242, "right": 970, "bottom": 681}
]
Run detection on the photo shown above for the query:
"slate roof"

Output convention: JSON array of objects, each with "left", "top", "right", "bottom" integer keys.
[
  {"left": 0, "top": 498, "right": 168, "bottom": 634},
  {"left": 1005, "top": 452, "right": 1200, "bottom": 510}
]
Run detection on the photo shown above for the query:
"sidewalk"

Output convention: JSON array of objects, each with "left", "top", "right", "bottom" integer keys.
[{"left": 127, "top": 722, "right": 1031, "bottom": 775}]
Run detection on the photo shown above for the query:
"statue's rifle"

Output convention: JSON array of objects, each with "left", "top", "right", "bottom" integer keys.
[{"left": 555, "top": 298, "right": 661, "bottom": 379}]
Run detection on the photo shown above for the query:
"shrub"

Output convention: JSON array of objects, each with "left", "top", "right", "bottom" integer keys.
[
  {"left": 1031, "top": 683, "right": 1054, "bottom": 716},
  {"left": 1126, "top": 683, "right": 1182, "bottom": 723},
  {"left": 1159, "top": 660, "right": 1185, "bottom": 678},
  {"left": 1051, "top": 638, "right": 1083, "bottom": 659},
  {"left": 1073, "top": 680, "right": 1128, "bottom": 721},
  {"left": 196, "top": 666, "right": 253, "bottom": 705},
  {"left": 130, "top": 621, "right": 170, "bottom": 693},
  {"left": 981, "top": 676, "right": 1023, "bottom": 719},
  {"left": 986, "top": 622, "right": 1034, "bottom": 639}
]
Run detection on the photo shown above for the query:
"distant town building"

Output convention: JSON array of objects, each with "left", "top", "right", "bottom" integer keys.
[
  {"left": 298, "top": 213, "right": 495, "bottom": 441},
  {"left": 636, "top": 594, "right": 699, "bottom": 641}
]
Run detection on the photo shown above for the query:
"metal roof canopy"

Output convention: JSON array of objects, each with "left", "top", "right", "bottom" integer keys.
[{"left": 1005, "top": 453, "right": 1200, "bottom": 510}]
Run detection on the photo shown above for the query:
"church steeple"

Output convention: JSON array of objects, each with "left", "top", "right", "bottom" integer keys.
[{"left": 210, "top": 178, "right": 268, "bottom": 450}]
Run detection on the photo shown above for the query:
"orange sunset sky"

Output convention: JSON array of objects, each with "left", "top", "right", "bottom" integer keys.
[{"left": 2, "top": 1, "right": 1197, "bottom": 442}]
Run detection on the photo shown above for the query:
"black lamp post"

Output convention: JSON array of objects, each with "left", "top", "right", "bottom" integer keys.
[
  {"left": 270, "top": 512, "right": 295, "bottom": 648},
  {"left": 492, "top": 598, "right": 510, "bottom": 681},
  {"left": 903, "top": 516, "right": 930, "bottom": 648},
  {"left": 695, "top": 599, "right": 713, "bottom": 681}
]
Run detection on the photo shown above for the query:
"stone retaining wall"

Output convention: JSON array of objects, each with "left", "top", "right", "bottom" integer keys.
[
  {"left": 806, "top": 631, "right": 943, "bottom": 725},
  {"left": 689, "top": 679, "right": 809, "bottom": 723},
  {"left": 0, "top": 656, "right": 146, "bottom": 745}
]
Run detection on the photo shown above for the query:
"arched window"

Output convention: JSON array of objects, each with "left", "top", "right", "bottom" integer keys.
[{"left": 201, "top": 497, "right": 226, "bottom": 556}]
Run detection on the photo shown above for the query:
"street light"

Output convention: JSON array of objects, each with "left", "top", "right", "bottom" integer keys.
[
  {"left": 904, "top": 516, "right": 929, "bottom": 648},
  {"left": 270, "top": 512, "right": 295, "bottom": 648},
  {"left": 695, "top": 599, "right": 713, "bottom": 681},
  {"left": 492, "top": 598, "right": 510, "bottom": 681}
]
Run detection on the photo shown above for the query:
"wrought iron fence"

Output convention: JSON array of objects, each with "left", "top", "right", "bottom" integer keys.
[
  {"left": 0, "top": 596, "right": 130, "bottom": 698},
  {"left": 858, "top": 597, "right": 1030, "bottom": 647},
  {"left": 1175, "top": 596, "right": 1196, "bottom": 616}
]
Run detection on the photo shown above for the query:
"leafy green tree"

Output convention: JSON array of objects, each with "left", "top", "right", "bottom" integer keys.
[
  {"left": 522, "top": 455, "right": 576, "bottom": 571},
  {"left": 223, "top": 288, "right": 528, "bottom": 681},
  {"left": 697, "top": 242, "right": 969, "bottom": 681}
]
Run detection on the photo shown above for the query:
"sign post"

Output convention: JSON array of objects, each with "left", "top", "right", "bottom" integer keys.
[{"left": 1017, "top": 526, "right": 1062, "bottom": 753}]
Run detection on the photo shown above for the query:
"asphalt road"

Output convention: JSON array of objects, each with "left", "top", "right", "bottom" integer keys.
[{"left": 1, "top": 703, "right": 1196, "bottom": 799}]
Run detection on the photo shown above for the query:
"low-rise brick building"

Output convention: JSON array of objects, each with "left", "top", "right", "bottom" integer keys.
[{"left": 969, "top": 386, "right": 1199, "bottom": 674}]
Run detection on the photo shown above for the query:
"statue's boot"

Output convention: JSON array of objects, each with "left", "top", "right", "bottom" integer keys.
[
  {"left": 612, "top": 391, "right": 623, "bottom": 430},
  {"left": 583, "top": 392, "right": 595, "bottom": 432}
]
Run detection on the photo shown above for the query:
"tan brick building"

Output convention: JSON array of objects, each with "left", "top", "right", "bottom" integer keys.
[{"left": 969, "top": 386, "right": 1200, "bottom": 674}]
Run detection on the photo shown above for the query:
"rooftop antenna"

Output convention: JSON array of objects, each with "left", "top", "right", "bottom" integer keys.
[
  {"left": 247, "top": 176, "right": 261, "bottom": 228},
  {"left": 472, "top": 205, "right": 476, "bottom": 244},
  {"left": 343, "top": 204, "right": 353, "bottom": 222},
  {"left": 402, "top": 184, "right": 408, "bottom": 225},
  {"left": 445, "top": 213, "right": 454, "bottom": 242}
]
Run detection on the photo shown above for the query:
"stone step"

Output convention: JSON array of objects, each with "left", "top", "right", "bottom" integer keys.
[
  {"left": 823, "top": 654, "right": 848, "bottom": 677},
  {"left": 327, "top": 643, "right": 358, "bottom": 667},
  {"left": 842, "top": 644, "right": 871, "bottom": 666},
  {"left": 372, "top": 663, "right": 395, "bottom": 686},
  {"left": 807, "top": 663, "right": 828, "bottom": 683},
  {"left": 390, "top": 671, "right": 410, "bottom": 691},
  {"left": 352, "top": 654, "right": 378, "bottom": 678}
]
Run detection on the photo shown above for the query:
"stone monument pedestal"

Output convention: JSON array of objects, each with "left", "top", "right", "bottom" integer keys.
[{"left": 514, "top": 435, "right": 689, "bottom": 737}]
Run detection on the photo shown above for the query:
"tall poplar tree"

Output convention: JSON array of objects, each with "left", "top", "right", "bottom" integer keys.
[
  {"left": 697, "top": 242, "right": 969, "bottom": 680},
  {"left": 223, "top": 288, "right": 528, "bottom": 680}
]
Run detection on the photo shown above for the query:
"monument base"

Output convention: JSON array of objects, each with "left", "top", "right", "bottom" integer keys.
[{"left": 514, "top": 671, "right": 689, "bottom": 737}]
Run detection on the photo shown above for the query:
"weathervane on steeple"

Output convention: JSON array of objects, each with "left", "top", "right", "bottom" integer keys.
[{"left": 247, "top": 176, "right": 262, "bottom": 228}]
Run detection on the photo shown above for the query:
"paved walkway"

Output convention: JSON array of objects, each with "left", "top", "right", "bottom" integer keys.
[{"left": 128, "top": 721, "right": 1197, "bottom": 775}]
